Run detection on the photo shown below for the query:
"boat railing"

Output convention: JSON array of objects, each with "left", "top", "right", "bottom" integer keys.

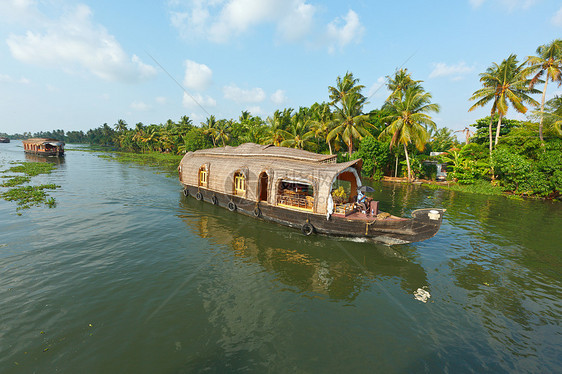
[
  {"left": 277, "top": 193, "right": 314, "bottom": 211},
  {"left": 334, "top": 203, "right": 356, "bottom": 217}
]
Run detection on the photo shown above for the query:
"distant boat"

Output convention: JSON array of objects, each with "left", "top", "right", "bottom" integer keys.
[
  {"left": 179, "top": 143, "right": 445, "bottom": 245},
  {"left": 0, "top": 137, "right": 9, "bottom": 143},
  {"left": 22, "top": 138, "right": 65, "bottom": 156}
]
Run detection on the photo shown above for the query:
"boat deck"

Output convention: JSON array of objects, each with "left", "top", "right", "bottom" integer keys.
[{"left": 332, "top": 210, "right": 405, "bottom": 222}]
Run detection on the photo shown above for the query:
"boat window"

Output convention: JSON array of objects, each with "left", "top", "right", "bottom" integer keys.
[
  {"left": 234, "top": 172, "right": 246, "bottom": 196},
  {"left": 277, "top": 180, "right": 314, "bottom": 211},
  {"left": 199, "top": 167, "right": 208, "bottom": 187}
]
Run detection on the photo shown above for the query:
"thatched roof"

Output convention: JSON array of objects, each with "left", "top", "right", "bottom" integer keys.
[
  {"left": 179, "top": 143, "right": 363, "bottom": 214},
  {"left": 23, "top": 138, "right": 65, "bottom": 146},
  {"left": 192, "top": 143, "right": 337, "bottom": 163}
]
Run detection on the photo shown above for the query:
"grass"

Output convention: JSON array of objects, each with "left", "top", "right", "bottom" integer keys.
[
  {"left": 423, "top": 179, "right": 513, "bottom": 197},
  {"left": 0, "top": 161, "right": 60, "bottom": 212},
  {"left": 97, "top": 151, "right": 183, "bottom": 175}
]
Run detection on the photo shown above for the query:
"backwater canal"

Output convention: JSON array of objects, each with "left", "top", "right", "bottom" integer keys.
[{"left": 0, "top": 141, "right": 560, "bottom": 373}]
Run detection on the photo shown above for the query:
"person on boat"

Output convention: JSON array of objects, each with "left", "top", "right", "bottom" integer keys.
[{"left": 356, "top": 190, "right": 367, "bottom": 213}]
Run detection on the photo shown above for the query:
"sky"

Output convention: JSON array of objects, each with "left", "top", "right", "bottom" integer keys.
[{"left": 1, "top": 0, "right": 561, "bottom": 137}]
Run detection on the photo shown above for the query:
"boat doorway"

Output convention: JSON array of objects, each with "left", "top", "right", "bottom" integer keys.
[{"left": 258, "top": 172, "right": 269, "bottom": 202}]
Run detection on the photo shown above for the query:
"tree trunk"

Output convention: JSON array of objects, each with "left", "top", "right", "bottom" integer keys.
[
  {"left": 328, "top": 140, "right": 333, "bottom": 155},
  {"left": 488, "top": 116, "right": 493, "bottom": 155},
  {"left": 403, "top": 143, "right": 411, "bottom": 182},
  {"left": 394, "top": 155, "right": 398, "bottom": 178},
  {"left": 539, "top": 76, "right": 548, "bottom": 144},
  {"left": 494, "top": 113, "right": 503, "bottom": 146},
  {"left": 348, "top": 140, "right": 353, "bottom": 158}
]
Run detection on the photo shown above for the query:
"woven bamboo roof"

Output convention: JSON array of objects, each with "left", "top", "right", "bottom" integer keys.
[
  {"left": 192, "top": 143, "right": 337, "bottom": 163},
  {"left": 22, "top": 138, "right": 65, "bottom": 146}
]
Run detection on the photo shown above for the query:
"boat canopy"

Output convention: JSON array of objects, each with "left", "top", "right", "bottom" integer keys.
[{"left": 179, "top": 143, "right": 363, "bottom": 214}]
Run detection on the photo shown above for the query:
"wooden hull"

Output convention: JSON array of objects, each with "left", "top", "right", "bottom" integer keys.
[
  {"left": 182, "top": 185, "right": 444, "bottom": 245},
  {"left": 24, "top": 149, "right": 64, "bottom": 156},
  {"left": 0, "top": 138, "right": 9, "bottom": 143}
]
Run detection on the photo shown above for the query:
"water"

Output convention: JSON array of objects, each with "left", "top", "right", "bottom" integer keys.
[{"left": 1, "top": 141, "right": 560, "bottom": 373}]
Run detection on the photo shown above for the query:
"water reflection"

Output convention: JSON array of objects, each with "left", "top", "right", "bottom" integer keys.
[
  {"left": 178, "top": 197, "right": 430, "bottom": 301},
  {"left": 24, "top": 152, "right": 66, "bottom": 165}
]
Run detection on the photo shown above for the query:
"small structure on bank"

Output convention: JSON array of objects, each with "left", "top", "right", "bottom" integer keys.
[
  {"left": 22, "top": 138, "right": 65, "bottom": 156},
  {"left": 179, "top": 143, "right": 445, "bottom": 245}
]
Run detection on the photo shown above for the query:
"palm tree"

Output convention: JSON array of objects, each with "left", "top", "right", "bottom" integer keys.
[
  {"left": 214, "top": 119, "right": 231, "bottom": 147},
  {"left": 201, "top": 115, "right": 218, "bottom": 147},
  {"left": 114, "top": 119, "right": 128, "bottom": 133},
  {"left": 544, "top": 95, "right": 562, "bottom": 135},
  {"left": 386, "top": 68, "right": 423, "bottom": 102},
  {"left": 469, "top": 62, "right": 501, "bottom": 156},
  {"left": 492, "top": 55, "right": 539, "bottom": 146},
  {"left": 329, "top": 72, "right": 366, "bottom": 105},
  {"left": 309, "top": 102, "right": 335, "bottom": 154},
  {"left": 469, "top": 55, "right": 539, "bottom": 155},
  {"left": 328, "top": 72, "right": 371, "bottom": 157},
  {"left": 380, "top": 87, "right": 440, "bottom": 182},
  {"left": 526, "top": 39, "right": 562, "bottom": 142},
  {"left": 328, "top": 93, "right": 372, "bottom": 157},
  {"left": 280, "top": 112, "right": 314, "bottom": 150}
]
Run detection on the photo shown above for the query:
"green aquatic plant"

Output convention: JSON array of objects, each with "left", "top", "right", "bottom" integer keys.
[
  {"left": 1, "top": 175, "right": 31, "bottom": 187},
  {"left": 5, "top": 162, "right": 56, "bottom": 176},
  {"left": 0, "top": 161, "right": 60, "bottom": 211},
  {"left": 1, "top": 184, "right": 60, "bottom": 210}
]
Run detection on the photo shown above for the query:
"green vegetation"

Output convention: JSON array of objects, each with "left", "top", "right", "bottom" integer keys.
[
  {"left": 3, "top": 40, "right": 560, "bottom": 200},
  {"left": 2, "top": 185, "right": 59, "bottom": 210},
  {"left": 97, "top": 151, "right": 183, "bottom": 175},
  {"left": 0, "top": 162, "right": 60, "bottom": 211}
]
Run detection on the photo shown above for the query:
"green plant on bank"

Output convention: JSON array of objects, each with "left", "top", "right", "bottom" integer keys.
[
  {"left": 440, "top": 146, "right": 490, "bottom": 185},
  {"left": 97, "top": 150, "right": 184, "bottom": 175},
  {"left": 492, "top": 140, "right": 561, "bottom": 197},
  {"left": 425, "top": 179, "right": 505, "bottom": 196}
]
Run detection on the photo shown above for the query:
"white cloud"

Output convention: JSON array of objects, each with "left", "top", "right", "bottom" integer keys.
[
  {"left": 326, "top": 10, "right": 364, "bottom": 53},
  {"left": 6, "top": 4, "right": 156, "bottom": 83},
  {"left": 273, "top": 2, "right": 315, "bottom": 41},
  {"left": 156, "top": 96, "right": 167, "bottom": 105},
  {"left": 0, "top": 0, "right": 43, "bottom": 25},
  {"left": 469, "top": 0, "right": 539, "bottom": 10},
  {"left": 271, "top": 89, "right": 288, "bottom": 105},
  {"left": 131, "top": 101, "right": 151, "bottom": 111},
  {"left": 429, "top": 62, "right": 475, "bottom": 80},
  {"left": 0, "top": 74, "right": 30, "bottom": 84},
  {"left": 246, "top": 106, "right": 263, "bottom": 116},
  {"left": 182, "top": 92, "right": 217, "bottom": 109},
  {"left": 223, "top": 84, "right": 266, "bottom": 103},
  {"left": 183, "top": 59, "right": 212, "bottom": 91},
  {"left": 170, "top": 0, "right": 316, "bottom": 43},
  {"left": 552, "top": 7, "right": 562, "bottom": 27},
  {"left": 469, "top": 0, "right": 485, "bottom": 8}
]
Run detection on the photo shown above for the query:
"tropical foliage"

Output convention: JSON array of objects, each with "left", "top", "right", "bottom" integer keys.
[{"left": 5, "top": 39, "right": 561, "bottom": 200}]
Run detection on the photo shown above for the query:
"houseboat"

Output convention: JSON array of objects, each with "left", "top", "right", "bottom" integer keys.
[
  {"left": 178, "top": 143, "right": 445, "bottom": 245},
  {"left": 0, "top": 137, "right": 9, "bottom": 143},
  {"left": 22, "top": 138, "right": 64, "bottom": 156}
]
